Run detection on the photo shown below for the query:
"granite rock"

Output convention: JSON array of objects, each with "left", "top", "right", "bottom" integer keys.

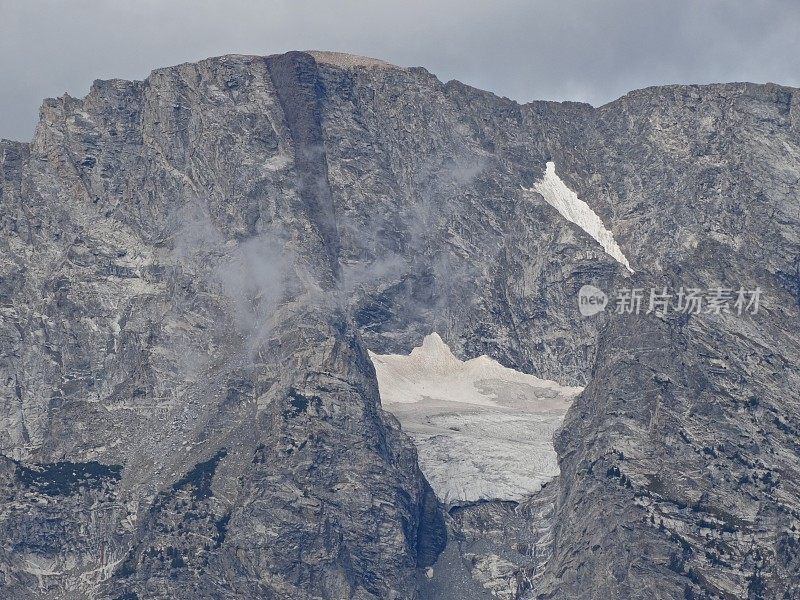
[{"left": 1, "top": 52, "right": 798, "bottom": 599}]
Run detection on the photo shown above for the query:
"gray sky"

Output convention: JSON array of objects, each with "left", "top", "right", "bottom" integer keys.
[{"left": 2, "top": 0, "right": 800, "bottom": 141}]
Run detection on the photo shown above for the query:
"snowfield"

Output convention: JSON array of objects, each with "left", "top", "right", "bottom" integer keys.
[
  {"left": 527, "top": 161, "right": 633, "bottom": 272},
  {"left": 370, "top": 334, "right": 582, "bottom": 505}
]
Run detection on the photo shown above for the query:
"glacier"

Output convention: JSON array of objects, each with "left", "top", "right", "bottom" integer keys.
[{"left": 370, "top": 334, "right": 583, "bottom": 505}]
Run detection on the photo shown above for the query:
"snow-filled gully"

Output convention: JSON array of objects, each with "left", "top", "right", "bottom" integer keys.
[{"left": 527, "top": 161, "right": 633, "bottom": 272}]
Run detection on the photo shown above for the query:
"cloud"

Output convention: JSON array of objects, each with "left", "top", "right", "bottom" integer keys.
[
  {"left": 2, "top": 1, "right": 800, "bottom": 141},
  {"left": 170, "top": 201, "right": 296, "bottom": 350},
  {"left": 214, "top": 234, "right": 292, "bottom": 334}
]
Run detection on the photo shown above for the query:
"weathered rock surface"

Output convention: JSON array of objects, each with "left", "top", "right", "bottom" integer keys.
[
  {"left": 536, "top": 83, "right": 800, "bottom": 600},
  {"left": 1, "top": 51, "right": 798, "bottom": 598},
  {"left": 420, "top": 482, "right": 559, "bottom": 600}
]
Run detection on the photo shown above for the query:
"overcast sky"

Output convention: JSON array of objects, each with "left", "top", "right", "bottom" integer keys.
[{"left": 2, "top": 0, "right": 800, "bottom": 141}]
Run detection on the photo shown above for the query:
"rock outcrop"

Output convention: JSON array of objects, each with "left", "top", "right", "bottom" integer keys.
[{"left": 1, "top": 52, "right": 798, "bottom": 598}]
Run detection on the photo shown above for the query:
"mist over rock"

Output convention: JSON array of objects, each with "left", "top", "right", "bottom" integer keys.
[{"left": 1, "top": 52, "right": 799, "bottom": 599}]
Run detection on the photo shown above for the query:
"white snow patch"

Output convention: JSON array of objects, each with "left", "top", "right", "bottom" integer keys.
[
  {"left": 526, "top": 161, "right": 633, "bottom": 272},
  {"left": 370, "top": 334, "right": 582, "bottom": 504}
]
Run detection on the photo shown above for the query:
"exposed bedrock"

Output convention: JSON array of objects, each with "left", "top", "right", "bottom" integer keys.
[{"left": 1, "top": 51, "right": 798, "bottom": 598}]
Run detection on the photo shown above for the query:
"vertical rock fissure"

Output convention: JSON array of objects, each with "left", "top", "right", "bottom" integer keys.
[{"left": 265, "top": 51, "right": 341, "bottom": 284}]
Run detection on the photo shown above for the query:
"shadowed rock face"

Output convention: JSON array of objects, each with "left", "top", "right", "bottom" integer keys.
[{"left": 0, "top": 52, "right": 799, "bottom": 599}]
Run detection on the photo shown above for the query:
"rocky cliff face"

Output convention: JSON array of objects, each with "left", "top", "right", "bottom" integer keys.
[
  {"left": 537, "top": 83, "right": 800, "bottom": 600},
  {"left": 0, "top": 51, "right": 798, "bottom": 599}
]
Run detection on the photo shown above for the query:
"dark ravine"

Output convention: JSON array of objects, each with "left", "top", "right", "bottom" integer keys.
[
  {"left": 0, "top": 51, "right": 798, "bottom": 598},
  {"left": 265, "top": 52, "right": 342, "bottom": 283}
]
